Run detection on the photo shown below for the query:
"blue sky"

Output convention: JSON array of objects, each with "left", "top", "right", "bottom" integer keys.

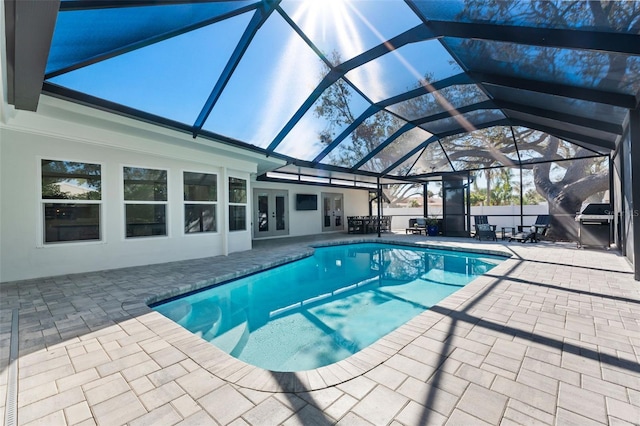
[
  {"left": 44, "top": 0, "right": 616, "bottom": 176},
  {"left": 47, "top": 0, "right": 459, "bottom": 155}
]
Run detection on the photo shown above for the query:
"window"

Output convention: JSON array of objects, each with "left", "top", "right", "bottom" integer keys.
[
  {"left": 124, "top": 167, "right": 167, "bottom": 238},
  {"left": 228, "top": 177, "right": 247, "bottom": 231},
  {"left": 41, "top": 159, "right": 102, "bottom": 244},
  {"left": 184, "top": 171, "right": 217, "bottom": 233}
]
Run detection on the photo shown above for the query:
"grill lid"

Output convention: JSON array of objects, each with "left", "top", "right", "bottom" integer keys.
[{"left": 580, "top": 203, "right": 611, "bottom": 215}]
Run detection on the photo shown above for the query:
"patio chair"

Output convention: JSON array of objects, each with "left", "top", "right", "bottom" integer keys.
[
  {"left": 347, "top": 216, "right": 364, "bottom": 234},
  {"left": 512, "top": 215, "right": 551, "bottom": 243},
  {"left": 475, "top": 223, "right": 497, "bottom": 241},
  {"left": 473, "top": 216, "right": 497, "bottom": 241},
  {"left": 474, "top": 215, "right": 490, "bottom": 226},
  {"left": 532, "top": 215, "right": 550, "bottom": 235},
  {"left": 509, "top": 226, "right": 539, "bottom": 243},
  {"left": 406, "top": 217, "right": 427, "bottom": 235}
]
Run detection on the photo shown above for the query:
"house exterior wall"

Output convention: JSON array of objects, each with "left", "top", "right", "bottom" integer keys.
[
  {"left": 251, "top": 180, "right": 369, "bottom": 238},
  {"left": 0, "top": 97, "right": 374, "bottom": 282},
  {"left": 0, "top": 105, "right": 259, "bottom": 283}
]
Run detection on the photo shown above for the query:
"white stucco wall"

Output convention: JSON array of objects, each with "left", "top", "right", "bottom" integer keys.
[
  {"left": 0, "top": 102, "right": 261, "bottom": 282},
  {"left": 251, "top": 180, "right": 369, "bottom": 238}
]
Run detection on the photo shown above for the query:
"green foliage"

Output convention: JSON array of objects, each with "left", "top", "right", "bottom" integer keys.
[
  {"left": 41, "top": 182, "right": 69, "bottom": 199},
  {"left": 425, "top": 216, "right": 439, "bottom": 226},
  {"left": 490, "top": 168, "right": 518, "bottom": 206},
  {"left": 469, "top": 191, "right": 486, "bottom": 206},
  {"left": 469, "top": 168, "right": 518, "bottom": 206},
  {"left": 523, "top": 189, "right": 545, "bottom": 205}
]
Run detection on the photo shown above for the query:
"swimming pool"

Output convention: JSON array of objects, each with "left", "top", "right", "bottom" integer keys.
[{"left": 153, "top": 243, "right": 505, "bottom": 372}]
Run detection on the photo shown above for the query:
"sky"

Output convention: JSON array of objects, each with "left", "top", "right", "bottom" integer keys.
[
  {"left": 44, "top": 0, "right": 615, "bottom": 178},
  {"left": 47, "top": 0, "right": 462, "bottom": 158}
]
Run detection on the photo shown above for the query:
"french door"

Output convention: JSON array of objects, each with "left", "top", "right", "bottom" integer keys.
[
  {"left": 253, "top": 189, "right": 289, "bottom": 238},
  {"left": 322, "top": 192, "right": 343, "bottom": 232}
]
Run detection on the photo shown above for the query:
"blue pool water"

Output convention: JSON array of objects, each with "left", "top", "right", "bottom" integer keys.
[{"left": 153, "top": 243, "right": 505, "bottom": 372}]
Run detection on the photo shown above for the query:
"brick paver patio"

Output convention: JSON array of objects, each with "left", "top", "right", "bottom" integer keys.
[{"left": 1, "top": 233, "right": 639, "bottom": 425}]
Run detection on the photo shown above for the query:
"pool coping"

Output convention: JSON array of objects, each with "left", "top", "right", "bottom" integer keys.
[{"left": 132, "top": 238, "right": 514, "bottom": 393}]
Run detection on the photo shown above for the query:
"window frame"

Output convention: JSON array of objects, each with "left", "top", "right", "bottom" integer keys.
[
  {"left": 122, "top": 165, "right": 169, "bottom": 239},
  {"left": 38, "top": 156, "right": 104, "bottom": 247},
  {"left": 182, "top": 169, "right": 218, "bottom": 235},
  {"left": 228, "top": 176, "right": 248, "bottom": 232}
]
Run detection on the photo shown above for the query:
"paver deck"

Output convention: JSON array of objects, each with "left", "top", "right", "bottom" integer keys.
[{"left": 1, "top": 233, "right": 639, "bottom": 425}]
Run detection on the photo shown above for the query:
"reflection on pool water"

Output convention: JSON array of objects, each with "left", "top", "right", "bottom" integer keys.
[{"left": 153, "top": 243, "right": 506, "bottom": 372}]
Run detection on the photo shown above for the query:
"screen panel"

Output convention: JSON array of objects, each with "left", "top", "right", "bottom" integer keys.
[
  {"left": 445, "top": 37, "right": 640, "bottom": 96},
  {"left": 386, "top": 84, "right": 489, "bottom": 122},
  {"left": 280, "top": 0, "right": 421, "bottom": 63},
  {"left": 412, "top": 0, "right": 640, "bottom": 34},
  {"left": 345, "top": 40, "right": 463, "bottom": 103},
  {"left": 203, "top": 13, "right": 327, "bottom": 148}
]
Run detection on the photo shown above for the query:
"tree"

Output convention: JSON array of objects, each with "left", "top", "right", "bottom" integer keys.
[
  {"left": 528, "top": 134, "right": 609, "bottom": 240},
  {"left": 469, "top": 177, "right": 486, "bottom": 206},
  {"left": 469, "top": 167, "right": 519, "bottom": 206},
  {"left": 313, "top": 1, "right": 628, "bottom": 240},
  {"left": 523, "top": 189, "right": 545, "bottom": 205},
  {"left": 314, "top": 52, "right": 423, "bottom": 206},
  {"left": 453, "top": 0, "right": 636, "bottom": 240}
]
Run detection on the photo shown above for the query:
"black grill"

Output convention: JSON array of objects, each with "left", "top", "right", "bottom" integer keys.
[{"left": 575, "top": 203, "right": 613, "bottom": 249}]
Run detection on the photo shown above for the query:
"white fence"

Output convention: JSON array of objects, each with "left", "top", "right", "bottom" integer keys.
[{"left": 382, "top": 204, "right": 549, "bottom": 231}]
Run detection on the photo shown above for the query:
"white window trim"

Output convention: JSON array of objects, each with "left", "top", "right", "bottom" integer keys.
[
  {"left": 122, "top": 165, "right": 170, "bottom": 240},
  {"left": 37, "top": 156, "right": 105, "bottom": 248},
  {"left": 228, "top": 175, "right": 248, "bottom": 232},
  {"left": 182, "top": 169, "right": 219, "bottom": 236}
]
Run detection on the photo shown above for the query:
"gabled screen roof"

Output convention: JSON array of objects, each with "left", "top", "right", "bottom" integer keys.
[{"left": 10, "top": 0, "right": 640, "bottom": 183}]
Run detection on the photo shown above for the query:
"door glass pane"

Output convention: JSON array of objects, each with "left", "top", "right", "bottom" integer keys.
[
  {"left": 275, "top": 195, "right": 285, "bottom": 231},
  {"left": 258, "top": 194, "right": 269, "bottom": 232},
  {"left": 324, "top": 197, "right": 331, "bottom": 227},
  {"left": 334, "top": 196, "right": 342, "bottom": 227}
]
